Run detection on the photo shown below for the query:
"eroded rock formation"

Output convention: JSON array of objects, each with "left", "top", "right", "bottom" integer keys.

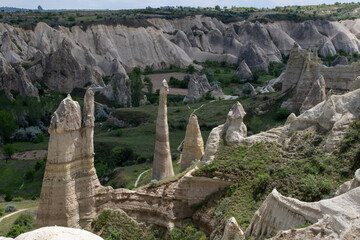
[
  {"left": 180, "top": 114, "right": 204, "bottom": 171},
  {"left": 245, "top": 169, "right": 360, "bottom": 240},
  {"left": 37, "top": 87, "right": 232, "bottom": 231},
  {"left": 152, "top": 79, "right": 174, "bottom": 180},
  {"left": 183, "top": 75, "right": 212, "bottom": 102},
  {"left": 221, "top": 217, "right": 244, "bottom": 240},
  {"left": 299, "top": 75, "right": 326, "bottom": 113},
  {"left": 36, "top": 88, "right": 106, "bottom": 228},
  {"left": 279, "top": 44, "right": 360, "bottom": 111},
  {"left": 235, "top": 60, "right": 253, "bottom": 81}
]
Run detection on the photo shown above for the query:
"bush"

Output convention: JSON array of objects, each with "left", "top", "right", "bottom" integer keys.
[
  {"left": 111, "top": 147, "right": 134, "bottom": 166},
  {"left": 95, "top": 105, "right": 112, "bottom": 122},
  {"left": 186, "top": 64, "right": 195, "bottom": 74},
  {"left": 2, "top": 144, "right": 15, "bottom": 161},
  {"left": 5, "top": 192, "right": 13, "bottom": 202},
  {"left": 0, "top": 207, "right": 4, "bottom": 217},
  {"left": 275, "top": 108, "right": 290, "bottom": 121},
  {"left": 24, "top": 169, "right": 35, "bottom": 181},
  {"left": 7, "top": 213, "right": 35, "bottom": 238},
  {"left": 111, "top": 109, "right": 150, "bottom": 127},
  {"left": 115, "top": 129, "right": 123, "bottom": 137},
  {"left": 14, "top": 126, "right": 43, "bottom": 142},
  {"left": 0, "top": 110, "right": 18, "bottom": 143},
  {"left": 12, "top": 197, "right": 23, "bottom": 202},
  {"left": 5, "top": 205, "right": 17, "bottom": 213},
  {"left": 33, "top": 133, "right": 44, "bottom": 143}
]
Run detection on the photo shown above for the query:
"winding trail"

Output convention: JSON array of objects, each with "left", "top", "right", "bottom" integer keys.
[
  {"left": 0, "top": 209, "right": 28, "bottom": 223},
  {"left": 134, "top": 169, "right": 151, "bottom": 188}
]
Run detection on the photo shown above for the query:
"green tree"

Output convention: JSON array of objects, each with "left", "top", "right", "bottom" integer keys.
[
  {"left": 2, "top": 144, "right": 15, "bottom": 163},
  {"left": 0, "top": 111, "right": 17, "bottom": 143},
  {"left": 129, "top": 67, "right": 144, "bottom": 107},
  {"left": 215, "top": 5, "right": 221, "bottom": 11},
  {"left": 143, "top": 76, "right": 153, "bottom": 93},
  {"left": 186, "top": 64, "right": 195, "bottom": 74}
]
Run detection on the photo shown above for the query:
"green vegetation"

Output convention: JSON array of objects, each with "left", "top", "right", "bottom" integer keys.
[
  {"left": 169, "top": 219, "right": 207, "bottom": 240},
  {"left": 92, "top": 209, "right": 161, "bottom": 240},
  {"left": 193, "top": 120, "right": 360, "bottom": 230},
  {"left": 2, "top": 144, "right": 15, "bottom": 162},
  {"left": 129, "top": 67, "right": 144, "bottom": 107},
  {"left": 0, "top": 111, "right": 18, "bottom": 143},
  {"left": 6, "top": 212, "right": 35, "bottom": 238}
]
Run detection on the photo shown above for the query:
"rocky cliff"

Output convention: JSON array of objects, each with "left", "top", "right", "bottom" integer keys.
[{"left": 2, "top": 17, "right": 360, "bottom": 99}]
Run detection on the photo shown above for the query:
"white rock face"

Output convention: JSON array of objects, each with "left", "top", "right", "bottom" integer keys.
[
  {"left": 245, "top": 169, "right": 360, "bottom": 240},
  {"left": 223, "top": 102, "right": 247, "bottom": 146},
  {"left": 15, "top": 226, "right": 103, "bottom": 240},
  {"left": 299, "top": 75, "right": 326, "bottom": 113}
]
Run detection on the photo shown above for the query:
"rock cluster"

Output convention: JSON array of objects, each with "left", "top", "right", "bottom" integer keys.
[
  {"left": 180, "top": 114, "right": 204, "bottom": 171},
  {"left": 183, "top": 75, "right": 212, "bottom": 102},
  {"left": 152, "top": 80, "right": 174, "bottom": 180},
  {"left": 36, "top": 87, "right": 232, "bottom": 231},
  {"left": 36, "top": 88, "right": 106, "bottom": 228},
  {"left": 245, "top": 169, "right": 360, "bottom": 240},
  {"left": 279, "top": 44, "right": 360, "bottom": 112}
]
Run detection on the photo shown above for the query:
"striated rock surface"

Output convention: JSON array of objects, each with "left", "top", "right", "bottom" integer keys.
[
  {"left": 299, "top": 75, "right": 326, "bottom": 113},
  {"left": 223, "top": 102, "right": 247, "bottom": 146},
  {"left": 37, "top": 87, "right": 232, "bottom": 232},
  {"left": 235, "top": 60, "right": 253, "bottom": 81},
  {"left": 14, "top": 226, "right": 104, "bottom": 240},
  {"left": 36, "top": 88, "right": 106, "bottom": 228},
  {"left": 331, "top": 55, "right": 348, "bottom": 66},
  {"left": 221, "top": 217, "right": 244, "bottom": 240},
  {"left": 280, "top": 44, "right": 360, "bottom": 112},
  {"left": 246, "top": 169, "right": 360, "bottom": 240},
  {"left": 152, "top": 80, "right": 174, "bottom": 180},
  {"left": 180, "top": 114, "right": 204, "bottom": 171}
]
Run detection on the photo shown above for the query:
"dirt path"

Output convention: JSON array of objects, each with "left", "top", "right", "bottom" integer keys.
[
  {"left": 0, "top": 209, "right": 28, "bottom": 223},
  {"left": 134, "top": 169, "right": 151, "bottom": 188}
]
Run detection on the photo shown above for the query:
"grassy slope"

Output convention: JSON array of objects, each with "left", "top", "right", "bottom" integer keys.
[{"left": 193, "top": 121, "right": 360, "bottom": 232}]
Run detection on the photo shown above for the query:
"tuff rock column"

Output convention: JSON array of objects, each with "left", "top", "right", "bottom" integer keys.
[
  {"left": 223, "top": 102, "right": 247, "bottom": 146},
  {"left": 36, "top": 88, "right": 102, "bottom": 228},
  {"left": 152, "top": 80, "right": 174, "bottom": 180},
  {"left": 180, "top": 114, "right": 204, "bottom": 171}
]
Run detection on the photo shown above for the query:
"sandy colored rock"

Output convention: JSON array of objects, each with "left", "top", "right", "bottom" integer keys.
[
  {"left": 223, "top": 102, "right": 247, "bottom": 146},
  {"left": 299, "top": 75, "right": 326, "bottom": 113},
  {"left": 180, "top": 114, "right": 204, "bottom": 171},
  {"left": 221, "top": 217, "right": 244, "bottom": 240},
  {"left": 152, "top": 80, "right": 174, "bottom": 180},
  {"left": 246, "top": 169, "right": 360, "bottom": 240},
  {"left": 15, "top": 226, "right": 103, "bottom": 240},
  {"left": 284, "top": 113, "right": 296, "bottom": 125}
]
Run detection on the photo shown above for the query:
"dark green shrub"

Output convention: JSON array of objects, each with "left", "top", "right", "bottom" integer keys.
[
  {"left": 111, "top": 147, "right": 134, "bottom": 166},
  {"left": 110, "top": 109, "right": 150, "bottom": 127},
  {"left": 5, "top": 205, "right": 17, "bottom": 212},
  {"left": 6, "top": 212, "right": 35, "bottom": 238},
  {"left": 67, "top": 16, "right": 75, "bottom": 21},
  {"left": 24, "top": 169, "right": 35, "bottom": 181},
  {"left": 0, "top": 110, "right": 18, "bottom": 143},
  {"left": 275, "top": 108, "right": 290, "bottom": 121},
  {"left": 5, "top": 192, "right": 13, "bottom": 202},
  {"left": 186, "top": 64, "right": 195, "bottom": 74}
]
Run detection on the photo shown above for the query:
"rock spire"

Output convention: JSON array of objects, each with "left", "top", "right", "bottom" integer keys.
[
  {"left": 223, "top": 102, "right": 247, "bottom": 146},
  {"left": 152, "top": 80, "right": 174, "bottom": 180},
  {"left": 180, "top": 114, "right": 204, "bottom": 171}
]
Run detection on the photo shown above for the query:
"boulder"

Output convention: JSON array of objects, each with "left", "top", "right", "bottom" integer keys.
[
  {"left": 14, "top": 226, "right": 103, "bottom": 240},
  {"left": 331, "top": 55, "right": 348, "bottom": 66},
  {"left": 184, "top": 74, "right": 211, "bottom": 102},
  {"left": 235, "top": 60, "right": 252, "bottom": 81}
]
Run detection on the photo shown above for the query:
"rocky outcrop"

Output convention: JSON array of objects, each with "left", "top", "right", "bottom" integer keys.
[
  {"left": 36, "top": 88, "right": 106, "bottom": 228},
  {"left": 37, "top": 87, "right": 232, "bottom": 232},
  {"left": 12, "top": 226, "right": 104, "bottom": 240},
  {"left": 236, "top": 82, "right": 256, "bottom": 97},
  {"left": 92, "top": 73, "right": 130, "bottom": 107},
  {"left": 221, "top": 217, "right": 244, "bottom": 240},
  {"left": 152, "top": 80, "right": 174, "bottom": 180},
  {"left": 183, "top": 74, "right": 211, "bottom": 102},
  {"left": 279, "top": 44, "right": 360, "bottom": 112},
  {"left": 299, "top": 75, "right": 326, "bottom": 113},
  {"left": 223, "top": 102, "right": 247, "bottom": 146},
  {"left": 180, "top": 114, "right": 204, "bottom": 171},
  {"left": 235, "top": 60, "right": 253, "bottom": 81},
  {"left": 239, "top": 42, "right": 269, "bottom": 71},
  {"left": 245, "top": 169, "right": 360, "bottom": 240},
  {"left": 331, "top": 55, "right": 348, "bottom": 66}
]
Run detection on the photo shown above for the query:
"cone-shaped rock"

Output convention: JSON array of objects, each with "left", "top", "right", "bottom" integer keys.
[
  {"left": 235, "top": 60, "right": 253, "bottom": 81},
  {"left": 180, "top": 114, "right": 204, "bottom": 171},
  {"left": 223, "top": 102, "right": 247, "bottom": 146},
  {"left": 152, "top": 80, "right": 174, "bottom": 180},
  {"left": 36, "top": 88, "right": 102, "bottom": 228},
  {"left": 300, "top": 75, "right": 326, "bottom": 113}
]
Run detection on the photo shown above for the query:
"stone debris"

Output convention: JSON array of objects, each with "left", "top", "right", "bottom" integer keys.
[{"left": 152, "top": 79, "right": 175, "bottom": 180}]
